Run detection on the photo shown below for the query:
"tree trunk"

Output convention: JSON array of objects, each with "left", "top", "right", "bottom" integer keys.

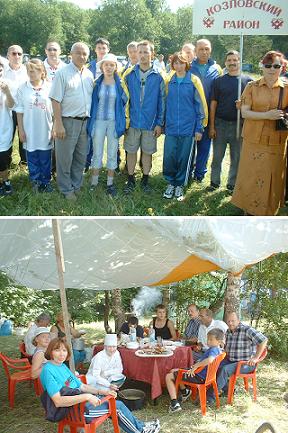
[
  {"left": 224, "top": 272, "right": 242, "bottom": 322},
  {"left": 103, "top": 291, "right": 112, "bottom": 333},
  {"left": 162, "top": 287, "right": 170, "bottom": 307},
  {"left": 111, "top": 288, "right": 126, "bottom": 333}
]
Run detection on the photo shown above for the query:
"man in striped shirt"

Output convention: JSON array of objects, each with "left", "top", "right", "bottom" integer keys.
[{"left": 183, "top": 304, "right": 200, "bottom": 342}]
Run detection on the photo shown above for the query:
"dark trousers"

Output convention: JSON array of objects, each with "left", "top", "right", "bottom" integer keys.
[
  {"left": 27, "top": 149, "right": 52, "bottom": 185},
  {"left": 12, "top": 111, "right": 26, "bottom": 163}
]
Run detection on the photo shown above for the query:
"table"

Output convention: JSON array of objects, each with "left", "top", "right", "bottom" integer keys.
[{"left": 93, "top": 345, "right": 193, "bottom": 400}]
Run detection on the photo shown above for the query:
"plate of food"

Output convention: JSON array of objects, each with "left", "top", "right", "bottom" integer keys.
[{"left": 135, "top": 347, "right": 174, "bottom": 357}]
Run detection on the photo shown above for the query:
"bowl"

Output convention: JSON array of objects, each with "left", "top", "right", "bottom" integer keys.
[{"left": 118, "top": 389, "right": 146, "bottom": 411}]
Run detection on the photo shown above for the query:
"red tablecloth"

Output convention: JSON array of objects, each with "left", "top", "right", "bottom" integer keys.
[{"left": 92, "top": 345, "right": 193, "bottom": 400}]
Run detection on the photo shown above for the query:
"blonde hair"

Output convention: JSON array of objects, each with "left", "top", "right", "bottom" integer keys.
[{"left": 26, "top": 58, "right": 47, "bottom": 80}]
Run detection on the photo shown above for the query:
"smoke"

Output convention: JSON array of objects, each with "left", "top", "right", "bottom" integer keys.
[{"left": 131, "top": 286, "right": 162, "bottom": 317}]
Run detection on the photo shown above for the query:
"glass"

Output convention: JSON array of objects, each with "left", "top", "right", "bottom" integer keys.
[
  {"left": 11, "top": 52, "right": 23, "bottom": 56},
  {"left": 157, "top": 336, "right": 163, "bottom": 347},
  {"left": 263, "top": 64, "right": 281, "bottom": 69}
]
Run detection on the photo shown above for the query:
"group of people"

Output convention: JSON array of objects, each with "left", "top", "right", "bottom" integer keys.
[
  {"left": 1, "top": 37, "right": 287, "bottom": 214},
  {"left": 24, "top": 303, "right": 268, "bottom": 429}
]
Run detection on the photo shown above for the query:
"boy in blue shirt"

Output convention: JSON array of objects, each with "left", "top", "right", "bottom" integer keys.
[{"left": 165, "top": 328, "right": 224, "bottom": 412}]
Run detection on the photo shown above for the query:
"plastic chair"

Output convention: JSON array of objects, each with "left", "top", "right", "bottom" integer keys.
[
  {"left": 0, "top": 352, "right": 38, "bottom": 407},
  {"left": 19, "top": 341, "right": 33, "bottom": 363},
  {"left": 227, "top": 348, "right": 268, "bottom": 404},
  {"left": 175, "top": 352, "right": 226, "bottom": 416},
  {"left": 58, "top": 395, "right": 120, "bottom": 433}
]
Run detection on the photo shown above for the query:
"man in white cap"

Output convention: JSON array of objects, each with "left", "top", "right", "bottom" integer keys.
[{"left": 86, "top": 333, "right": 125, "bottom": 391}]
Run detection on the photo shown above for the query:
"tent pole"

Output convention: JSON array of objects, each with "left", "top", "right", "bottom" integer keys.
[
  {"left": 236, "top": 33, "right": 244, "bottom": 139},
  {"left": 52, "top": 219, "right": 75, "bottom": 373}
]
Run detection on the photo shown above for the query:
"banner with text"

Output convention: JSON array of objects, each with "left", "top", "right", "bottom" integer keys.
[{"left": 193, "top": 0, "right": 287, "bottom": 35}]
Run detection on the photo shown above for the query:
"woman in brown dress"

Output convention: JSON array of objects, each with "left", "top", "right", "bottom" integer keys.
[{"left": 231, "top": 51, "right": 288, "bottom": 215}]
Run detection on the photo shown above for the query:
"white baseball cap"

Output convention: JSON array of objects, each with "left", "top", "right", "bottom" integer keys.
[
  {"left": 104, "top": 333, "right": 117, "bottom": 346},
  {"left": 97, "top": 53, "right": 119, "bottom": 69}
]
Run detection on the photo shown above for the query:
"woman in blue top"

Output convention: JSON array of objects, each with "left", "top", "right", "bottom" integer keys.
[
  {"left": 163, "top": 52, "right": 208, "bottom": 201},
  {"left": 40, "top": 338, "right": 160, "bottom": 433},
  {"left": 87, "top": 53, "right": 127, "bottom": 196}
]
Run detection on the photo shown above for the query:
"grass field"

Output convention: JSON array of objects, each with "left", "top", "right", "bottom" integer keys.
[
  {"left": 3, "top": 136, "right": 287, "bottom": 217},
  {"left": 1, "top": 327, "right": 287, "bottom": 433}
]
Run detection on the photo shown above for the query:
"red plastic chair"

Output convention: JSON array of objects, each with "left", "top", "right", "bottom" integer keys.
[
  {"left": 227, "top": 348, "right": 268, "bottom": 404},
  {"left": 175, "top": 352, "right": 226, "bottom": 416},
  {"left": 58, "top": 395, "right": 120, "bottom": 433},
  {"left": 19, "top": 341, "right": 33, "bottom": 363},
  {"left": 0, "top": 352, "right": 39, "bottom": 407}
]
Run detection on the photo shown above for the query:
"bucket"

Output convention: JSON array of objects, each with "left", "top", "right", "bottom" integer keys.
[{"left": 118, "top": 389, "right": 146, "bottom": 411}]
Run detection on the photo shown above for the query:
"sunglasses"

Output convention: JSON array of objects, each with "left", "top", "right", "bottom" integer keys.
[
  {"left": 11, "top": 52, "right": 23, "bottom": 56},
  {"left": 263, "top": 63, "right": 281, "bottom": 69},
  {"left": 47, "top": 48, "right": 58, "bottom": 52}
]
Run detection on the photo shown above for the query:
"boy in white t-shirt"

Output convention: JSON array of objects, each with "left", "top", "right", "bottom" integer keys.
[
  {"left": 0, "top": 60, "right": 14, "bottom": 196},
  {"left": 15, "top": 59, "right": 53, "bottom": 192}
]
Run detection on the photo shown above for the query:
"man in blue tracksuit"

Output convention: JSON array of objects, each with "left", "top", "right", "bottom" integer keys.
[
  {"left": 190, "top": 39, "right": 222, "bottom": 182},
  {"left": 122, "top": 40, "right": 165, "bottom": 194}
]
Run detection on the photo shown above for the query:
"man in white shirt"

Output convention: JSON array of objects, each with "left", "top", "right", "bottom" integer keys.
[
  {"left": 24, "top": 312, "right": 51, "bottom": 355},
  {"left": 4, "top": 45, "right": 28, "bottom": 164},
  {"left": 193, "top": 308, "right": 228, "bottom": 360},
  {"left": 153, "top": 54, "right": 165, "bottom": 73},
  {"left": 49, "top": 42, "right": 93, "bottom": 200},
  {"left": 86, "top": 334, "right": 125, "bottom": 391},
  {"left": 44, "top": 41, "right": 65, "bottom": 82}
]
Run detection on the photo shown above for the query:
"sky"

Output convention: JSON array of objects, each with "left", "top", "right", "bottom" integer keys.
[{"left": 62, "top": 0, "right": 193, "bottom": 12}]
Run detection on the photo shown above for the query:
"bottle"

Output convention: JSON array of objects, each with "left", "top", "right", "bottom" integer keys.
[
  {"left": 149, "top": 325, "right": 155, "bottom": 343},
  {"left": 130, "top": 327, "right": 137, "bottom": 342}
]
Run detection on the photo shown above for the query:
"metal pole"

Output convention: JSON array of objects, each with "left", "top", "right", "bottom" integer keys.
[
  {"left": 236, "top": 33, "right": 244, "bottom": 139},
  {"left": 52, "top": 219, "right": 75, "bottom": 373}
]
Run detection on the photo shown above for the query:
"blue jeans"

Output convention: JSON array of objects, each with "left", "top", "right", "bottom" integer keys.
[
  {"left": 92, "top": 119, "right": 118, "bottom": 170},
  {"left": 207, "top": 359, "right": 255, "bottom": 401},
  {"left": 85, "top": 400, "right": 144, "bottom": 433},
  {"left": 26, "top": 149, "right": 52, "bottom": 185},
  {"left": 163, "top": 135, "right": 195, "bottom": 186}
]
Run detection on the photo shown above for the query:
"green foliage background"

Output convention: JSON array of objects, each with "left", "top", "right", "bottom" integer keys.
[{"left": 0, "top": 0, "right": 287, "bottom": 68}]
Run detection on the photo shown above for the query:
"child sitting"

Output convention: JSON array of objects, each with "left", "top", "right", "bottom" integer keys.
[
  {"left": 15, "top": 59, "right": 53, "bottom": 193},
  {"left": 165, "top": 328, "right": 224, "bottom": 412},
  {"left": 86, "top": 333, "right": 126, "bottom": 392}
]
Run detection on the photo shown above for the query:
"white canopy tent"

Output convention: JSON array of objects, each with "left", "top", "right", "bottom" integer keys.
[
  {"left": 1, "top": 217, "right": 287, "bottom": 371},
  {"left": 1, "top": 218, "right": 288, "bottom": 291}
]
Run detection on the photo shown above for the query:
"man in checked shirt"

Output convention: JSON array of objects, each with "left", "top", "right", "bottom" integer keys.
[{"left": 207, "top": 311, "right": 267, "bottom": 402}]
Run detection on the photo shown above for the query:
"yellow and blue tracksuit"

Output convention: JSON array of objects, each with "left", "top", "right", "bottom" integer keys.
[
  {"left": 190, "top": 58, "right": 222, "bottom": 180},
  {"left": 163, "top": 71, "right": 208, "bottom": 187},
  {"left": 122, "top": 64, "right": 165, "bottom": 131}
]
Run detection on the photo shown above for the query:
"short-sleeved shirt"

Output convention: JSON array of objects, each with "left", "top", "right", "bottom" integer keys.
[
  {"left": 43, "top": 59, "right": 66, "bottom": 82},
  {"left": 15, "top": 80, "right": 53, "bottom": 151},
  {"left": 184, "top": 318, "right": 201, "bottom": 339},
  {"left": 49, "top": 62, "right": 94, "bottom": 117},
  {"left": 198, "top": 319, "right": 228, "bottom": 350},
  {"left": 225, "top": 322, "right": 267, "bottom": 362},
  {"left": 40, "top": 361, "right": 81, "bottom": 397},
  {"left": 3, "top": 64, "right": 28, "bottom": 99},
  {"left": 197, "top": 346, "right": 222, "bottom": 379},
  {"left": 211, "top": 74, "right": 253, "bottom": 121}
]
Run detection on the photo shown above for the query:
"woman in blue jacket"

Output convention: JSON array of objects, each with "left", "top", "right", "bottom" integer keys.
[
  {"left": 87, "top": 54, "right": 127, "bottom": 196},
  {"left": 163, "top": 52, "right": 208, "bottom": 200}
]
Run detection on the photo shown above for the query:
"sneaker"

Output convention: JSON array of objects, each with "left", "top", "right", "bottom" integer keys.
[
  {"left": 193, "top": 176, "right": 203, "bottom": 183},
  {"left": 39, "top": 183, "right": 53, "bottom": 193},
  {"left": 143, "top": 419, "right": 161, "bottom": 433},
  {"left": 168, "top": 401, "right": 182, "bottom": 413},
  {"left": 174, "top": 185, "right": 184, "bottom": 201},
  {"left": 0, "top": 183, "right": 5, "bottom": 196},
  {"left": 226, "top": 184, "right": 234, "bottom": 194},
  {"left": 206, "top": 182, "right": 219, "bottom": 192},
  {"left": 107, "top": 184, "right": 117, "bottom": 197},
  {"left": 3, "top": 181, "right": 12, "bottom": 195},
  {"left": 163, "top": 184, "right": 174, "bottom": 199},
  {"left": 124, "top": 179, "right": 135, "bottom": 194},
  {"left": 180, "top": 388, "right": 192, "bottom": 402}
]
